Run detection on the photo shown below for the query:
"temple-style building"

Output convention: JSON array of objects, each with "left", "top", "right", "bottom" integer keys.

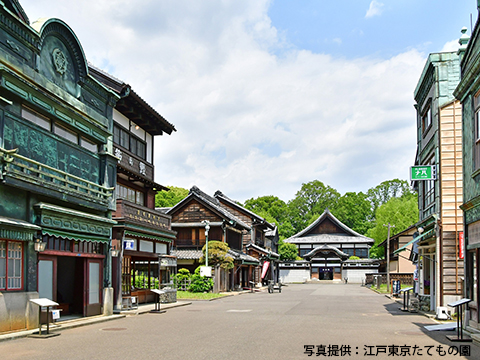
[{"left": 282, "top": 209, "right": 377, "bottom": 283}]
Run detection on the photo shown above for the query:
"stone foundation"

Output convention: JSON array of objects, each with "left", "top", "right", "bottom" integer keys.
[{"left": 160, "top": 289, "right": 177, "bottom": 304}]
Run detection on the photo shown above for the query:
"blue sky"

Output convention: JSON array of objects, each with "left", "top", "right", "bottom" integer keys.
[
  {"left": 18, "top": 0, "right": 478, "bottom": 203},
  {"left": 269, "top": 0, "right": 474, "bottom": 58}
]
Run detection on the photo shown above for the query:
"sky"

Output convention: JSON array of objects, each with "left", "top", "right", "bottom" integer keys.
[{"left": 18, "top": 0, "right": 477, "bottom": 203}]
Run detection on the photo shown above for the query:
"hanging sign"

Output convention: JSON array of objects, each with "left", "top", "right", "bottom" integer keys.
[
  {"left": 459, "top": 232, "right": 464, "bottom": 260},
  {"left": 124, "top": 239, "right": 135, "bottom": 250},
  {"left": 410, "top": 165, "right": 436, "bottom": 181}
]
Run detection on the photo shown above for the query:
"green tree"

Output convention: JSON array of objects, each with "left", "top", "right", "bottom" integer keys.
[
  {"left": 200, "top": 241, "right": 234, "bottom": 269},
  {"left": 367, "top": 193, "right": 419, "bottom": 258},
  {"left": 331, "top": 192, "right": 374, "bottom": 235},
  {"left": 243, "top": 195, "right": 294, "bottom": 239},
  {"left": 278, "top": 241, "right": 300, "bottom": 261},
  {"left": 155, "top": 186, "right": 189, "bottom": 208},
  {"left": 366, "top": 179, "right": 414, "bottom": 214},
  {"left": 287, "top": 180, "right": 340, "bottom": 233}
]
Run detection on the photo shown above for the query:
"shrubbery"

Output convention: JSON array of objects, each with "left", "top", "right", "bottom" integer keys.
[
  {"left": 188, "top": 267, "right": 214, "bottom": 293},
  {"left": 174, "top": 267, "right": 213, "bottom": 293}
]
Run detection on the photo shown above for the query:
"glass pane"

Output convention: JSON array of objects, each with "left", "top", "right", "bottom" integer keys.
[
  {"left": 38, "top": 260, "right": 53, "bottom": 299},
  {"left": 8, "top": 259, "right": 13, "bottom": 277},
  {"left": 54, "top": 123, "right": 78, "bottom": 143},
  {"left": 0, "top": 258, "right": 5, "bottom": 277},
  {"left": 89, "top": 262, "right": 100, "bottom": 304}
]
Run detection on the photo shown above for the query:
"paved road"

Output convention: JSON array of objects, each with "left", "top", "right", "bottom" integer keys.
[{"left": 1, "top": 284, "right": 478, "bottom": 359}]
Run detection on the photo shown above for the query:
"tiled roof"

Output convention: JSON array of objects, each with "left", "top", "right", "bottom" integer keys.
[
  {"left": 171, "top": 249, "right": 202, "bottom": 260},
  {"left": 214, "top": 191, "right": 275, "bottom": 230},
  {"left": 284, "top": 209, "right": 373, "bottom": 245},
  {"left": 246, "top": 243, "right": 280, "bottom": 258},
  {"left": 286, "top": 234, "right": 373, "bottom": 244},
  {"left": 167, "top": 186, "right": 250, "bottom": 230},
  {"left": 228, "top": 249, "right": 259, "bottom": 264}
]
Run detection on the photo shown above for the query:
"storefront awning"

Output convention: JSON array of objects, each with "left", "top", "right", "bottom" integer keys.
[
  {"left": 0, "top": 216, "right": 41, "bottom": 241},
  {"left": 42, "top": 228, "right": 110, "bottom": 243},
  {"left": 394, "top": 229, "right": 434, "bottom": 254},
  {"left": 124, "top": 230, "right": 173, "bottom": 243}
]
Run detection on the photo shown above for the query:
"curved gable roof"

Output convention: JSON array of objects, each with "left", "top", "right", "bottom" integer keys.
[
  {"left": 284, "top": 208, "right": 373, "bottom": 245},
  {"left": 304, "top": 244, "right": 349, "bottom": 260}
]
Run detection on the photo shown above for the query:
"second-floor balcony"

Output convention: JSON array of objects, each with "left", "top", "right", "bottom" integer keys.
[
  {"left": 0, "top": 147, "right": 114, "bottom": 211},
  {"left": 113, "top": 198, "right": 172, "bottom": 232}
]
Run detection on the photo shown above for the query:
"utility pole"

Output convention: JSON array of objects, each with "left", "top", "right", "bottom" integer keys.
[{"left": 384, "top": 223, "right": 395, "bottom": 293}]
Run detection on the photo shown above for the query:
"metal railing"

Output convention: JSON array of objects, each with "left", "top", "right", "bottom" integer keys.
[{"left": 1, "top": 147, "right": 113, "bottom": 205}]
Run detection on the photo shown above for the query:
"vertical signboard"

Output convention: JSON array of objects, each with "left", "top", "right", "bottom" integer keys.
[{"left": 459, "top": 232, "right": 464, "bottom": 260}]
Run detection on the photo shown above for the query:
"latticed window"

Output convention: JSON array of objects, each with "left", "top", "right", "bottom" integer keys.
[{"left": 0, "top": 240, "right": 23, "bottom": 290}]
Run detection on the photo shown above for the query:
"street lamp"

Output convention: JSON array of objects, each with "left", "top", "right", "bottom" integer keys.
[{"left": 202, "top": 220, "right": 210, "bottom": 267}]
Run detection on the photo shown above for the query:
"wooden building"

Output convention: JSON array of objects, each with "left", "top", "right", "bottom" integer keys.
[
  {"left": 455, "top": 10, "right": 480, "bottom": 332},
  {"left": 167, "top": 186, "right": 273, "bottom": 290},
  {"left": 0, "top": 1, "right": 118, "bottom": 332},
  {"left": 89, "top": 67, "right": 177, "bottom": 308},
  {"left": 283, "top": 209, "right": 374, "bottom": 282},
  {"left": 380, "top": 225, "right": 417, "bottom": 275},
  {"left": 214, "top": 191, "right": 279, "bottom": 284},
  {"left": 413, "top": 50, "right": 463, "bottom": 311}
]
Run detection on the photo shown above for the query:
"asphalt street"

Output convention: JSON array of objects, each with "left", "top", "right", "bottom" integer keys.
[{"left": 1, "top": 283, "right": 478, "bottom": 360}]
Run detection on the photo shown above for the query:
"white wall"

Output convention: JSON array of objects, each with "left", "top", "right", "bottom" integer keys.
[{"left": 279, "top": 269, "right": 310, "bottom": 283}]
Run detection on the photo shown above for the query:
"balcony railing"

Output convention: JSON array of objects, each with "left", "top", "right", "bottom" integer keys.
[
  {"left": 0, "top": 147, "right": 114, "bottom": 209},
  {"left": 114, "top": 199, "right": 171, "bottom": 231}
]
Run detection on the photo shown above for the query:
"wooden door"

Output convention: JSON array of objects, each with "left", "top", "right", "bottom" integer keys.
[{"left": 85, "top": 259, "right": 103, "bottom": 316}]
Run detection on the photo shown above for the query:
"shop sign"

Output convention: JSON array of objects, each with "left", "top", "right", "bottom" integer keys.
[
  {"left": 459, "top": 232, "right": 464, "bottom": 260},
  {"left": 124, "top": 239, "right": 135, "bottom": 250},
  {"left": 410, "top": 165, "right": 436, "bottom": 181}
]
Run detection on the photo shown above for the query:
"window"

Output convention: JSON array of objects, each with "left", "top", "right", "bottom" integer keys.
[
  {"left": 21, "top": 106, "right": 98, "bottom": 154},
  {"left": 299, "top": 248, "right": 310, "bottom": 257},
  {"left": 80, "top": 137, "right": 97, "bottom": 152},
  {"left": 422, "top": 156, "right": 436, "bottom": 217},
  {"left": 0, "top": 240, "right": 23, "bottom": 290},
  {"left": 422, "top": 107, "right": 431, "bottom": 134},
  {"left": 114, "top": 124, "right": 146, "bottom": 160},
  {"left": 116, "top": 183, "right": 145, "bottom": 206},
  {"left": 475, "top": 110, "right": 480, "bottom": 170},
  {"left": 54, "top": 123, "right": 78, "bottom": 143},
  {"left": 22, "top": 107, "right": 51, "bottom": 130},
  {"left": 355, "top": 248, "right": 368, "bottom": 258},
  {"left": 342, "top": 248, "right": 354, "bottom": 257}
]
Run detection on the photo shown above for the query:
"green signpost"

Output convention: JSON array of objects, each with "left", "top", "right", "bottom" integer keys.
[{"left": 410, "top": 165, "right": 436, "bottom": 181}]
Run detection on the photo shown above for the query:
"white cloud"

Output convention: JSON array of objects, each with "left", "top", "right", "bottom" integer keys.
[
  {"left": 20, "top": 0, "right": 425, "bottom": 202},
  {"left": 365, "top": 1, "right": 384, "bottom": 19},
  {"left": 441, "top": 39, "right": 459, "bottom": 52}
]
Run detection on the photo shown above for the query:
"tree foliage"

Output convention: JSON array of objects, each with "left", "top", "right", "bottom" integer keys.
[
  {"left": 366, "top": 179, "right": 414, "bottom": 214},
  {"left": 200, "top": 241, "right": 234, "bottom": 270},
  {"left": 367, "top": 193, "right": 419, "bottom": 258},
  {"left": 331, "top": 192, "right": 374, "bottom": 235},
  {"left": 155, "top": 186, "right": 189, "bottom": 208},
  {"left": 243, "top": 195, "right": 295, "bottom": 240},
  {"left": 287, "top": 180, "right": 340, "bottom": 233},
  {"left": 278, "top": 241, "right": 300, "bottom": 261}
]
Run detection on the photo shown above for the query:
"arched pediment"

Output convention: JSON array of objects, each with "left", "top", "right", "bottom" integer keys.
[
  {"left": 32, "top": 18, "right": 88, "bottom": 98},
  {"left": 304, "top": 245, "right": 349, "bottom": 260}
]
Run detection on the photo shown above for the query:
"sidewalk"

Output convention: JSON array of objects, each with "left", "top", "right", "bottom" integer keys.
[{"left": 0, "top": 301, "right": 191, "bottom": 343}]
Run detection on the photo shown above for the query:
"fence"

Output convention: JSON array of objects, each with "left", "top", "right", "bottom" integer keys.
[{"left": 365, "top": 273, "right": 413, "bottom": 286}]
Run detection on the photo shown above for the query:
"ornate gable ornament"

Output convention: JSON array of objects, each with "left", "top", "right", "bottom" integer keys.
[{"left": 32, "top": 18, "right": 88, "bottom": 98}]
